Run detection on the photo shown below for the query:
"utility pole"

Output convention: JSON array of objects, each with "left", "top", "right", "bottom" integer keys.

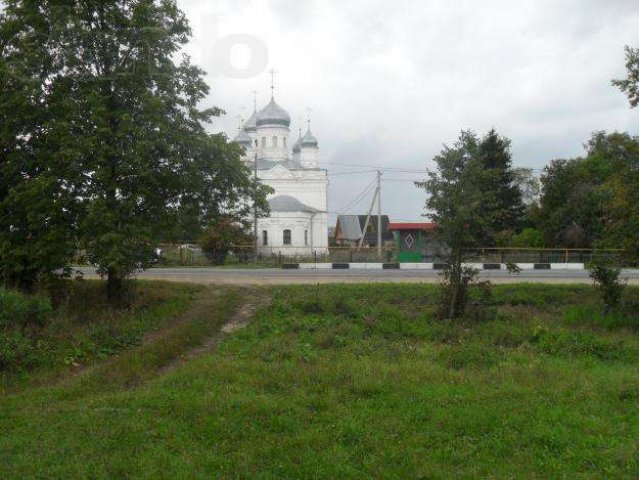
[
  {"left": 377, "top": 170, "right": 382, "bottom": 259},
  {"left": 253, "top": 152, "right": 258, "bottom": 260}
]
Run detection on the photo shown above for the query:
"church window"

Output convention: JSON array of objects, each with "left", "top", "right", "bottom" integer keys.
[
  {"left": 283, "top": 229, "right": 292, "bottom": 245},
  {"left": 283, "top": 138, "right": 287, "bottom": 147},
  {"left": 261, "top": 137, "right": 266, "bottom": 147},
  {"left": 272, "top": 136, "right": 277, "bottom": 147},
  {"left": 254, "top": 139, "right": 258, "bottom": 147},
  {"left": 262, "top": 230, "right": 268, "bottom": 246},
  {"left": 304, "top": 230, "right": 308, "bottom": 246}
]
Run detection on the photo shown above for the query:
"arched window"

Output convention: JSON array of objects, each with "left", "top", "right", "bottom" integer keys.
[
  {"left": 261, "top": 137, "right": 266, "bottom": 148},
  {"left": 262, "top": 230, "right": 268, "bottom": 246},
  {"left": 254, "top": 139, "right": 258, "bottom": 147},
  {"left": 272, "top": 136, "right": 277, "bottom": 147},
  {"left": 283, "top": 229, "right": 292, "bottom": 245},
  {"left": 283, "top": 138, "right": 287, "bottom": 148},
  {"left": 304, "top": 230, "right": 308, "bottom": 246}
]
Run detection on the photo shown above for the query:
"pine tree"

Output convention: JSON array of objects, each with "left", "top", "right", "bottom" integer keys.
[{"left": 476, "top": 129, "right": 525, "bottom": 244}]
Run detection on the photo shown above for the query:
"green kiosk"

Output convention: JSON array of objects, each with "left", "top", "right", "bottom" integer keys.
[{"left": 389, "top": 222, "right": 437, "bottom": 262}]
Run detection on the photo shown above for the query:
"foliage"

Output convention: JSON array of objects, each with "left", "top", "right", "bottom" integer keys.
[
  {"left": 0, "top": 281, "right": 201, "bottom": 378},
  {"left": 475, "top": 129, "right": 526, "bottom": 243},
  {"left": 0, "top": 289, "right": 52, "bottom": 330},
  {"left": 587, "top": 256, "right": 624, "bottom": 314},
  {"left": 1, "top": 284, "right": 637, "bottom": 478},
  {"left": 508, "top": 227, "right": 545, "bottom": 248},
  {"left": 417, "top": 131, "right": 497, "bottom": 318},
  {"left": 0, "top": 1, "right": 268, "bottom": 303},
  {"left": 538, "top": 131, "right": 638, "bottom": 253},
  {"left": 0, "top": 5, "right": 79, "bottom": 292},
  {"left": 512, "top": 167, "right": 541, "bottom": 205},
  {"left": 199, "top": 217, "right": 254, "bottom": 265},
  {"left": 611, "top": 45, "right": 639, "bottom": 108}
]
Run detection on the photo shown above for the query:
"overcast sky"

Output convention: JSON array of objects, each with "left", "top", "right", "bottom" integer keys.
[{"left": 179, "top": 0, "right": 638, "bottom": 224}]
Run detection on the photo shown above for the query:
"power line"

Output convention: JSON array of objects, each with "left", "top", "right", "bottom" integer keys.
[{"left": 334, "top": 176, "right": 377, "bottom": 213}]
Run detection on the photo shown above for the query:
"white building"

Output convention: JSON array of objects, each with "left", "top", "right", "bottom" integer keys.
[{"left": 232, "top": 95, "right": 329, "bottom": 257}]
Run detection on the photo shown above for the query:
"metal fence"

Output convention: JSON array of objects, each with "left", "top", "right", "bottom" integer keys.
[{"left": 149, "top": 244, "right": 634, "bottom": 267}]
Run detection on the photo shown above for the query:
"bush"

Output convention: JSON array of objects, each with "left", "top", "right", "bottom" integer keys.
[
  {"left": 0, "top": 288, "right": 52, "bottom": 329},
  {"left": 587, "top": 256, "right": 624, "bottom": 313}
]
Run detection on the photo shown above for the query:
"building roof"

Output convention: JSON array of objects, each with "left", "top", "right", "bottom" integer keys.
[
  {"left": 300, "top": 128, "right": 318, "bottom": 148},
  {"left": 256, "top": 98, "right": 291, "bottom": 127},
  {"left": 243, "top": 110, "right": 258, "bottom": 132},
  {"left": 388, "top": 222, "right": 437, "bottom": 231},
  {"left": 335, "top": 215, "right": 362, "bottom": 241},
  {"left": 256, "top": 158, "right": 320, "bottom": 171},
  {"left": 233, "top": 128, "right": 253, "bottom": 146},
  {"left": 268, "top": 195, "right": 320, "bottom": 213},
  {"left": 335, "top": 215, "right": 393, "bottom": 243}
]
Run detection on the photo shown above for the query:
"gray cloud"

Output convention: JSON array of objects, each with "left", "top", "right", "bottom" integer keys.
[{"left": 180, "top": 0, "right": 638, "bottom": 223}]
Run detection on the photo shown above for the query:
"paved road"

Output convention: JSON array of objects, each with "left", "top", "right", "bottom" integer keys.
[{"left": 76, "top": 267, "right": 639, "bottom": 285}]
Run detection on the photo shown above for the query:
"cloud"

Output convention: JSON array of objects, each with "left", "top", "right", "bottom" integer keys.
[{"left": 179, "top": 0, "right": 638, "bottom": 222}]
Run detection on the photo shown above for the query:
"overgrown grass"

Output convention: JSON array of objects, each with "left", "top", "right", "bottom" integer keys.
[
  {"left": 0, "top": 280, "right": 204, "bottom": 391},
  {"left": 1, "top": 283, "right": 638, "bottom": 478}
]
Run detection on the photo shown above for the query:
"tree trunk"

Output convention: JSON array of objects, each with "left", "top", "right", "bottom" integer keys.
[{"left": 107, "top": 268, "right": 125, "bottom": 306}]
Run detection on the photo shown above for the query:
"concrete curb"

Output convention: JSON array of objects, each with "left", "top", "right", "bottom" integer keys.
[{"left": 284, "top": 262, "right": 586, "bottom": 270}]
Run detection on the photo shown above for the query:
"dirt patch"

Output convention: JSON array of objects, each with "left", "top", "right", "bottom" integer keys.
[{"left": 158, "top": 288, "right": 271, "bottom": 374}]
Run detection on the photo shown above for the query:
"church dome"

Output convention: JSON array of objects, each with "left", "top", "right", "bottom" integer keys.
[
  {"left": 300, "top": 128, "right": 318, "bottom": 148},
  {"left": 233, "top": 128, "right": 253, "bottom": 147},
  {"left": 292, "top": 137, "right": 301, "bottom": 153},
  {"left": 256, "top": 98, "right": 291, "bottom": 127},
  {"left": 243, "top": 110, "right": 258, "bottom": 132}
]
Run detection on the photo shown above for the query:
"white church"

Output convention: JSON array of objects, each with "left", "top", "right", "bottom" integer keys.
[{"left": 232, "top": 93, "right": 329, "bottom": 257}]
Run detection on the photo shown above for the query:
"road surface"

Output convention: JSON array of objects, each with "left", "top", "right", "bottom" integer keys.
[{"left": 75, "top": 267, "right": 639, "bottom": 285}]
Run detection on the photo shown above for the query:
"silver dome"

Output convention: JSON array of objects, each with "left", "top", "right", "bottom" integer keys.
[
  {"left": 268, "top": 195, "right": 319, "bottom": 213},
  {"left": 292, "top": 137, "right": 301, "bottom": 153},
  {"left": 300, "top": 128, "right": 318, "bottom": 147},
  {"left": 233, "top": 128, "right": 253, "bottom": 146},
  {"left": 256, "top": 98, "right": 291, "bottom": 127},
  {"left": 243, "top": 110, "right": 258, "bottom": 132}
]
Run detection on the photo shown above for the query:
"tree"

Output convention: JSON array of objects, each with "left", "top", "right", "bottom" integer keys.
[
  {"left": 416, "top": 131, "right": 493, "bottom": 319},
  {"left": 612, "top": 45, "right": 639, "bottom": 108},
  {"left": 538, "top": 132, "right": 638, "bottom": 255},
  {"left": 199, "top": 216, "right": 253, "bottom": 265},
  {"left": 0, "top": 1, "right": 267, "bottom": 303},
  {"left": 475, "top": 129, "right": 526, "bottom": 245},
  {"left": 512, "top": 168, "right": 541, "bottom": 206},
  {"left": 0, "top": 3, "right": 80, "bottom": 292}
]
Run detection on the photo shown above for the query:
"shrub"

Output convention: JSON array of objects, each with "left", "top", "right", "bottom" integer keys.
[
  {"left": 587, "top": 256, "right": 624, "bottom": 313},
  {"left": 0, "top": 288, "right": 52, "bottom": 329}
]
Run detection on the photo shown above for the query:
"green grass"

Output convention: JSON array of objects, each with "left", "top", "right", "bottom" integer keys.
[
  {"left": 1, "top": 283, "right": 637, "bottom": 478},
  {"left": 0, "top": 280, "right": 207, "bottom": 392}
]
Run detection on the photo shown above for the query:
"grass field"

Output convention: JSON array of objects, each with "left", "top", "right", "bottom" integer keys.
[{"left": 1, "top": 282, "right": 638, "bottom": 478}]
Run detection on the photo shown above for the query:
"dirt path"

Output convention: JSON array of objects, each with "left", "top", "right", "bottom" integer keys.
[{"left": 157, "top": 288, "right": 271, "bottom": 374}]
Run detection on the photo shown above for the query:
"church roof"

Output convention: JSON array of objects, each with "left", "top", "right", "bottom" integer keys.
[
  {"left": 256, "top": 98, "right": 291, "bottom": 127},
  {"left": 233, "top": 128, "right": 252, "bottom": 146},
  {"left": 300, "top": 128, "right": 318, "bottom": 147},
  {"left": 243, "top": 110, "right": 258, "bottom": 132},
  {"left": 269, "top": 195, "right": 319, "bottom": 213},
  {"left": 256, "top": 158, "right": 319, "bottom": 171}
]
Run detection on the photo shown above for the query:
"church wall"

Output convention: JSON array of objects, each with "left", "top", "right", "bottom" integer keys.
[
  {"left": 256, "top": 211, "right": 327, "bottom": 256},
  {"left": 259, "top": 176, "right": 328, "bottom": 211},
  {"left": 255, "top": 125, "right": 290, "bottom": 161},
  {"left": 300, "top": 146, "right": 319, "bottom": 168}
]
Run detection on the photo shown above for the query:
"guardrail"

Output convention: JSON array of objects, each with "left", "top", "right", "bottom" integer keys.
[{"left": 74, "top": 246, "right": 636, "bottom": 268}]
